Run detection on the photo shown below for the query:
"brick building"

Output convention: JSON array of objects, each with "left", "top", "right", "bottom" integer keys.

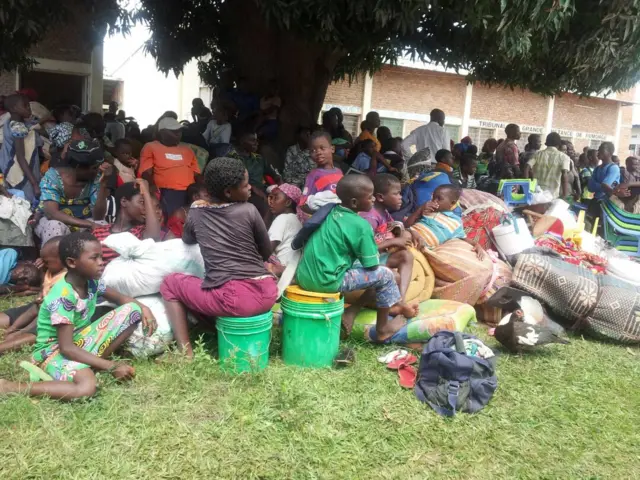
[
  {"left": 324, "top": 61, "right": 635, "bottom": 156},
  {"left": 0, "top": 5, "right": 104, "bottom": 111}
]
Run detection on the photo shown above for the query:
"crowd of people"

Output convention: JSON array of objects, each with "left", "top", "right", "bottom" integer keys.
[{"left": 0, "top": 82, "right": 635, "bottom": 400}]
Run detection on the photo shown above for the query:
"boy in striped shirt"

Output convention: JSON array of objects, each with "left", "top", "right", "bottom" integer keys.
[{"left": 406, "top": 184, "right": 485, "bottom": 258}]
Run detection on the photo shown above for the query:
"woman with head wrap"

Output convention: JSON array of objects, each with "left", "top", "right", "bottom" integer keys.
[{"left": 34, "top": 139, "right": 113, "bottom": 244}]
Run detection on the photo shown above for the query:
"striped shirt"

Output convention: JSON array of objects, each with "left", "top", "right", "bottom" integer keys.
[
  {"left": 93, "top": 224, "right": 145, "bottom": 265},
  {"left": 412, "top": 211, "right": 465, "bottom": 249},
  {"left": 453, "top": 168, "right": 477, "bottom": 189}
]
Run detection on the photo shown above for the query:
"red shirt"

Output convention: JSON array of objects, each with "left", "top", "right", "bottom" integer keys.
[{"left": 93, "top": 224, "right": 145, "bottom": 265}]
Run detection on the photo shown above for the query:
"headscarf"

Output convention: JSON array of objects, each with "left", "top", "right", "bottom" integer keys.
[{"left": 275, "top": 183, "right": 302, "bottom": 206}]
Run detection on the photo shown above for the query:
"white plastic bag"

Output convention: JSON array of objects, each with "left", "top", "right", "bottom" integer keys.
[
  {"left": 124, "top": 294, "right": 174, "bottom": 358},
  {"left": 101, "top": 232, "right": 205, "bottom": 297}
]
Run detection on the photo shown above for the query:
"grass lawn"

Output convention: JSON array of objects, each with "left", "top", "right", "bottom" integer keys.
[{"left": 1, "top": 294, "right": 639, "bottom": 480}]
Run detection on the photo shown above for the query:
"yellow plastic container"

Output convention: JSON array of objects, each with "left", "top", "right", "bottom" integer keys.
[{"left": 284, "top": 286, "right": 341, "bottom": 304}]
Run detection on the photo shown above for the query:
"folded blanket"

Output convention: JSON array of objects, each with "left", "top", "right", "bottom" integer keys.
[
  {"left": 512, "top": 250, "right": 640, "bottom": 344},
  {"left": 350, "top": 299, "right": 476, "bottom": 344}
]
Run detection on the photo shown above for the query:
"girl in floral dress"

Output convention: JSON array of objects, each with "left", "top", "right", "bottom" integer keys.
[{"left": 0, "top": 232, "right": 156, "bottom": 400}]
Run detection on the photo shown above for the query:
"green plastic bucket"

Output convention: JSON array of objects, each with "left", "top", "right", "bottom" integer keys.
[
  {"left": 281, "top": 296, "right": 344, "bottom": 368},
  {"left": 216, "top": 311, "right": 273, "bottom": 374}
]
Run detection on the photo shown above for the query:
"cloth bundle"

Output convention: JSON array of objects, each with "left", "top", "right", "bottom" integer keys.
[
  {"left": 101, "top": 233, "right": 205, "bottom": 297},
  {"left": 124, "top": 294, "right": 174, "bottom": 358}
]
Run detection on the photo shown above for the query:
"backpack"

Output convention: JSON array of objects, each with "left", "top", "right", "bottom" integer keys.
[{"left": 415, "top": 331, "right": 497, "bottom": 416}]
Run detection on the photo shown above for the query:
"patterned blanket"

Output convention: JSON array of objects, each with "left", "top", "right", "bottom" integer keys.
[{"left": 512, "top": 250, "right": 640, "bottom": 344}]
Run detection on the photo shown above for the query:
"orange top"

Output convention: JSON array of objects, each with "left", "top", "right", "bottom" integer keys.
[
  {"left": 139, "top": 141, "right": 200, "bottom": 190},
  {"left": 43, "top": 269, "right": 66, "bottom": 296},
  {"left": 357, "top": 130, "right": 381, "bottom": 152}
]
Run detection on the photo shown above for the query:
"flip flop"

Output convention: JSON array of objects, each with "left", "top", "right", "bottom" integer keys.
[
  {"left": 386, "top": 354, "right": 418, "bottom": 370},
  {"left": 19, "top": 361, "right": 53, "bottom": 382},
  {"left": 397, "top": 363, "right": 417, "bottom": 389},
  {"left": 377, "top": 349, "right": 409, "bottom": 364}
]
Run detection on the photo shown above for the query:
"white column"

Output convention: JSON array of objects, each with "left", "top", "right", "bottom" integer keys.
[
  {"left": 89, "top": 43, "right": 104, "bottom": 112},
  {"left": 361, "top": 74, "right": 373, "bottom": 118},
  {"left": 614, "top": 102, "right": 623, "bottom": 154},
  {"left": 545, "top": 96, "right": 555, "bottom": 134},
  {"left": 461, "top": 83, "right": 473, "bottom": 137}
]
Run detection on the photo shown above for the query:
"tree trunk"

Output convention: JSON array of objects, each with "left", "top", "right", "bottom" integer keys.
[{"left": 221, "top": 0, "right": 344, "bottom": 166}]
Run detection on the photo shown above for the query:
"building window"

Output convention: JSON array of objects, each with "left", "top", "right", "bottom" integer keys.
[
  {"left": 590, "top": 139, "right": 602, "bottom": 149},
  {"left": 445, "top": 124, "right": 460, "bottom": 143},
  {"left": 515, "top": 137, "right": 529, "bottom": 151},
  {"left": 342, "top": 114, "right": 360, "bottom": 138},
  {"left": 468, "top": 127, "right": 495, "bottom": 148},
  {"left": 380, "top": 117, "right": 404, "bottom": 139}
]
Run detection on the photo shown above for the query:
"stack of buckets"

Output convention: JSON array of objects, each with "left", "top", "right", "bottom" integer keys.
[
  {"left": 216, "top": 311, "right": 273, "bottom": 374},
  {"left": 280, "top": 286, "right": 345, "bottom": 368}
]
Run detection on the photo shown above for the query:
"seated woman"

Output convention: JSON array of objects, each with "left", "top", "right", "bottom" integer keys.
[
  {"left": 92, "top": 179, "right": 162, "bottom": 265},
  {"left": 34, "top": 139, "right": 111, "bottom": 245}
]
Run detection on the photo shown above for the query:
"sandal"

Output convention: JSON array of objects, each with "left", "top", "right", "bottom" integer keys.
[
  {"left": 19, "top": 361, "right": 53, "bottom": 382},
  {"left": 397, "top": 363, "right": 417, "bottom": 389}
]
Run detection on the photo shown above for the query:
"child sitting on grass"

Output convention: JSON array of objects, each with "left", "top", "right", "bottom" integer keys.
[
  {"left": 0, "top": 248, "right": 41, "bottom": 296},
  {"left": 267, "top": 183, "right": 303, "bottom": 274},
  {"left": 0, "top": 232, "right": 156, "bottom": 400},
  {"left": 406, "top": 184, "right": 485, "bottom": 258},
  {"left": 296, "top": 175, "right": 419, "bottom": 343},
  {"left": 160, "top": 157, "right": 278, "bottom": 358},
  {"left": 0, "top": 237, "right": 66, "bottom": 355},
  {"left": 298, "top": 131, "right": 344, "bottom": 221},
  {"left": 359, "top": 174, "right": 414, "bottom": 302}
]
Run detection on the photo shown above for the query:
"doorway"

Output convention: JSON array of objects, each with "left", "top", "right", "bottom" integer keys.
[{"left": 19, "top": 70, "right": 86, "bottom": 110}]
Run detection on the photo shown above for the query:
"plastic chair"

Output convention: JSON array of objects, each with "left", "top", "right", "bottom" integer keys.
[
  {"left": 497, "top": 179, "right": 537, "bottom": 206},
  {"left": 601, "top": 200, "right": 640, "bottom": 257}
]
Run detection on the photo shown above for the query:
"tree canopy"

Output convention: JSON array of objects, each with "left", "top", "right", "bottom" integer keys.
[
  {"left": 136, "top": 0, "right": 640, "bottom": 97},
  {"left": 0, "top": 0, "right": 130, "bottom": 72},
  {"left": 3, "top": 1, "right": 640, "bottom": 97}
]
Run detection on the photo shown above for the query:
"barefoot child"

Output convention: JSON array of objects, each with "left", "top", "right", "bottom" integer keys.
[
  {"left": 0, "top": 232, "right": 156, "bottom": 400},
  {"left": 296, "top": 175, "right": 418, "bottom": 343},
  {"left": 0, "top": 237, "right": 66, "bottom": 355},
  {"left": 406, "top": 184, "right": 485, "bottom": 258},
  {"left": 267, "top": 183, "right": 303, "bottom": 274},
  {"left": 298, "top": 131, "right": 344, "bottom": 221},
  {"left": 359, "top": 174, "right": 414, "bottom": 301},
  {"left": 160, "top": 157, "right": 278, "bottom": 358}
]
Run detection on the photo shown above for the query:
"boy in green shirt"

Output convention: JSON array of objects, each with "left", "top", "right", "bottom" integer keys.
[{"left": 297, "top": 175, "right": 418, "bottom": 342}]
